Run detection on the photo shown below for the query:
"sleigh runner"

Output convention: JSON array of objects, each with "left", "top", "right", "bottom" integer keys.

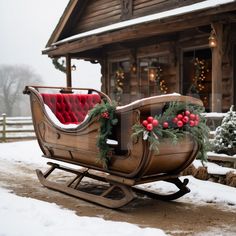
[{"left": 24, "top": 85, "right": 206, "bottom": 208}]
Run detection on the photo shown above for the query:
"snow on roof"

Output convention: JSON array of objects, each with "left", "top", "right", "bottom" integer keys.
[{"left": 51, "top": 0, "right": 235, "bottom": 47}]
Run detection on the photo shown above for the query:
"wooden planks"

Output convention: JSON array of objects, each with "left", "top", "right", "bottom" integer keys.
[
  {"left": 211, "top": 22, "right": 223, "bottom": 112},
  {"left": 71, "top": 0, "right": 205, "bottom": 35},
  {"left": 74, "top": 0, "right": 121, "bottom": 33}
]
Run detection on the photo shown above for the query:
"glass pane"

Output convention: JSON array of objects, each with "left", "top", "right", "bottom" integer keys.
[
  {"left": 109, "top": 60, "right": 130, "bottom": 105},
  {"left": 182, "top": 49, "right": 212, "bottom": 111},
  {"left": 139, "top": 55, "right": 170, "bottom": 98}
]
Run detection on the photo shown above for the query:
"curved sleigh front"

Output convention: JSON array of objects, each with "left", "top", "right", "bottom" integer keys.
[{"left": 24, "top": 86, "right": 204, "bottom": 208}]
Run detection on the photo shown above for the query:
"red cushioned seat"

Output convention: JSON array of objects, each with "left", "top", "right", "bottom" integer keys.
[{"left": 41, "top": 93, "right": 101, "bottom": 124}]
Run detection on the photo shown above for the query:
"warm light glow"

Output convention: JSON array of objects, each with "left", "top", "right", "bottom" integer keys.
[
  {"left": 148, "top": 67, "right": 157, "bottom": 81},
  {"left": 71, "top": 64, "right": 76, "bottom": 71},
  {"left": 130, "top": 63, "right": 137, "bottom": 73},
  {"left": 209, "top": 30, "right": 217, "bottom": 48}
]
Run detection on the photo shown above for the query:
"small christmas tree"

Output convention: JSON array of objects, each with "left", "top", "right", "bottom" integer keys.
[{"left": 213, "top": 105, "right": 236, "bottom": 155}]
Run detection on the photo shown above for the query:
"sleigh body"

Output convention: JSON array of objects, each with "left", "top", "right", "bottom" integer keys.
[{"left": 24, "top": 86, "right": 203, "bottom": 208}]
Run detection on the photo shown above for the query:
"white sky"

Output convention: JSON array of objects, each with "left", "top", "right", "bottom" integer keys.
[{"left": 0, "top": 0, "right": 101, "bottom": 89}]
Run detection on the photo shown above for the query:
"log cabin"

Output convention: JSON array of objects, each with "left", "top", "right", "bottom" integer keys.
[{"left": 43, "top": 0, "right": 236, "bottom": 112}]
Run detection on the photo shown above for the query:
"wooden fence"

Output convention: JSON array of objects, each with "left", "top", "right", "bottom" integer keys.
[
  {"left": 0, "top": 114, "right": 36, "bottom": 142},
  {"left": 0, "top": 112, "right": 226, "bottom": 142}
]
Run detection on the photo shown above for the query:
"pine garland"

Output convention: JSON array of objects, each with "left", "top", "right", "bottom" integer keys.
[
  {"left": 52, "top": 58, "right": 66, "bottom": 73},
  {"left": 89, "top": 101, "right": 118, "bottom": 168},
  {"left": 132, "top": 101, "right": 210, "bottom": 163}
]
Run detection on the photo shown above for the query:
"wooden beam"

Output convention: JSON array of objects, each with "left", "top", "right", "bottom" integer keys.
[
  {"left": 45, "top": 14, "right": 213, "bottom": 57},
  {"left": 211, "top": 22, "right": 223, "bottom": 112},
  {"left": 66, "top": 54, "right": 72, "bottom": 88}
]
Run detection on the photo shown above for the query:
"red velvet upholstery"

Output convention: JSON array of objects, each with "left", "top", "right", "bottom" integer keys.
[{"left": 41, "top": 93, "right": 101, "bottom": 124}]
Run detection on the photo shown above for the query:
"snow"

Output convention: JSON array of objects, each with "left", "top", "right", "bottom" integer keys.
[
  {"left": 0, "top": 140, "right": 44, "bottom": 165},
  {"left": 194, "top": 159, "right": 236, "bottom": 175},
  {"left": 44, "top": 105, "right": 118, "bottom": 145},
  {"left": 0, "top": 140, "right": 165, "bottom": 235},
  {"left": 49, "top": 0, "right": 234, "bottom": 48},
  {"left": 203, "top": 112, "right": 225, "bottom": 118},
  {"left": 44, "top": 104, "right": 79, "bottom": 129},
  {"left": 208, "top": 151, "right": 236, "bottom": 158},
  {"left": 141, "top": 175, "right": 236, "bottom": 206},
  {"left": 1, "top": 140, "right": 236, "bottom": 235},
  {"left": 117, "top": 93, "right": 180, "bottom": 110},
  {"left": 0, "top": 188, "right": 165, "bottom": 236}
]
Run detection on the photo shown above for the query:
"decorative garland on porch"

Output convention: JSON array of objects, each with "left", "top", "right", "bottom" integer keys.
[
  {"left": 132, "top": 102, "right": 210, "bottom": 163},
  {"left": 89, "top": 101, "right": 118, "bottom": 168},
  {"left": 52, "top": 58, "right": 66, "bottom": 73}
]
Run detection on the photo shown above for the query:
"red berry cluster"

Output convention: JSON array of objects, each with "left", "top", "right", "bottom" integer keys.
[
  {"left": 101, "top": 111, "right": 110, "bottom": 119},
  {"left": 142, "top": 116, "right": 159, "bottom": 131},
  {"left": 172, "top": 110, "right": 200, "bottom": 128}
]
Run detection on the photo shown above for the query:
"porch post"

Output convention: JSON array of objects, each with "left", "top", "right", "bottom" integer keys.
[
  {"left": 66, "top": 54, "right": 72, "bottom": 88},
  {"left": 211, "top": 23, "right": 223, "bottom": 112}
]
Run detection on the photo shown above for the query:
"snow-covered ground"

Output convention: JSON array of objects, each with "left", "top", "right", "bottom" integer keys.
[
  {"left": 0, "top": 140, "right": 236, "bottom": 236},
  {"left": 0, "top": 187, "right": 166, "bottom": 236},
  {"left": 0, "top": 141, "right": 167, "bottom": 236}
]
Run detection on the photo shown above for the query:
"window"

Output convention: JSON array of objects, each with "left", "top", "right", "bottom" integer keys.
[
  {"left": 182, "top": 49, "right": 212, "bottom": 111},
  {"left": 109, "top": 60, "right": 130, "bottom": 105},
  {"left": 138, "top": 55, "right": 170, "bottom": 98},
  {"left": 108, "top": 55, "right": 172, "bottom": 104}
]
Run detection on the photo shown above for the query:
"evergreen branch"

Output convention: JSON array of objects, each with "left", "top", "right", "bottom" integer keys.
[
  {"left": 131, "top": 101, "right": 209, "bottom": 163},
  {"left": 89, "top": 101, "right": 118, "bottom": 168},
  {"left": 52, "top": 58, "right": 66, "bottom": 73}
]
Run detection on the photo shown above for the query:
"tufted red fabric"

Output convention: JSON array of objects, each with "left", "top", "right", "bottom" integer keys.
[{"left": 41, "top": 93, "right": 101, "bottom": 124}]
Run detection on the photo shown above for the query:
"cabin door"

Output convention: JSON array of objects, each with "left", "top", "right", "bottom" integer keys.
[{"left": 182, "top": 48, "right": 212, "bottom": 112}]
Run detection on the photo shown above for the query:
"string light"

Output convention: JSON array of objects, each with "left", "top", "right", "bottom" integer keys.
[
  {"left": 114, "top": 67, "right": 125, "bottom": 105},
  {"left": 193, "top": 57, "right": 209, "bottom": 92},
  {"left": 148, "top": 64, "right": 168, "bottom": 94}
]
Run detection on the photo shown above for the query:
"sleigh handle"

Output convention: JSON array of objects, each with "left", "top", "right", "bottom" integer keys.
[{"left": 23, "top": 85, "right": 112, "bottom": 104}]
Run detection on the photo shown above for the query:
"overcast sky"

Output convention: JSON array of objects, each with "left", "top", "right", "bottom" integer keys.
[{"left": 0, "top": 0, "right": 101, "bottom": 89}]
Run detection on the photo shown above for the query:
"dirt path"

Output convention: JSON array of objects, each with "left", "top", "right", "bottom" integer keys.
[{"left": 0, "top": 160, "right": 236, "bottom": 236}]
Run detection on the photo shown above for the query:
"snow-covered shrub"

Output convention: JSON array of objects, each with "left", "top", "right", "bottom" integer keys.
[{"left": 212, "top": 105, "right": 236, "bottom": 155}]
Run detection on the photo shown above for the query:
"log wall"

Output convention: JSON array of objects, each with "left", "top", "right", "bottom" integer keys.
[
  {"left": 72, "top": 0, "right": 205, "bottom": 34},
  {"left": 102, "top": 24, "right": 236, "bottom": 110}
]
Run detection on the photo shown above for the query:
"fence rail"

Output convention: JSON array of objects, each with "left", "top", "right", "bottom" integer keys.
[
  {"left": 0, "top": 112, "right": 226, "bottom": 142},
  {"left": 0, "top": 114, "right": 36, "bottom": 142}
]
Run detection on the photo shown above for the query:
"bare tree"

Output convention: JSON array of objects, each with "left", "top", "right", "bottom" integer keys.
[{"left": 0, "top": 65, "right": 42, "bottom": 116}]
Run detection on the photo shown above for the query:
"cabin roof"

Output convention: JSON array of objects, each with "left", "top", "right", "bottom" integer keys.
[
  {"left": 44, "top": 0, "right": 236, "bottom": 56},
  {"left": 46, "top": 0, "right": 80, "bottom": 48},
  {"left": 53, "top": 0, "right": 235, "bottom": 46}
]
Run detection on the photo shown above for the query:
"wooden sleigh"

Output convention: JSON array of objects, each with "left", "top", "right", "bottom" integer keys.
[{"left": 24, "top": 85, "right": 203, "bottom": 208}]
